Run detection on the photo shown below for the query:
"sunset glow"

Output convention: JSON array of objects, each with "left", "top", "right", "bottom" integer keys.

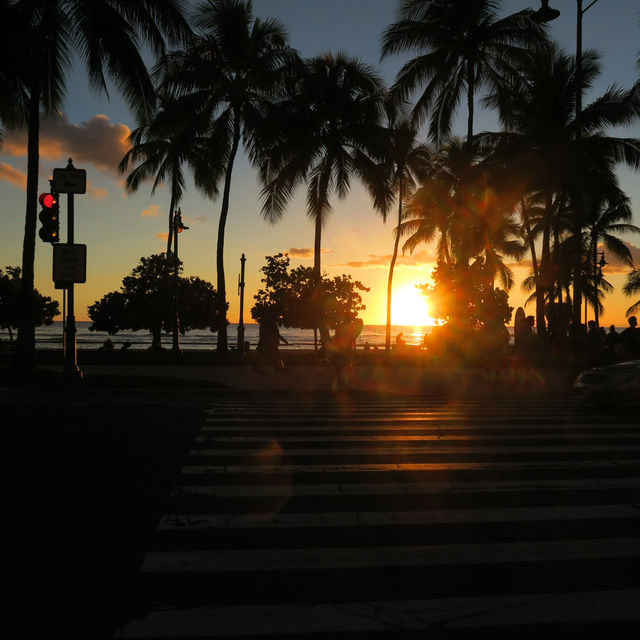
[{"left": 391, "top": 283, "right": 437, "bottom": 327}]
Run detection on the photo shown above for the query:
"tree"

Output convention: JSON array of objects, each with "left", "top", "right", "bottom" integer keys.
[
  {"left": 380, "top": 0, "right": 546, "bottom": 146},
  {"left": 119, "top": 96, "right": 211, "bottom": 256},
  {"left": 251, "top": 253, "right": 369, "bottom": 334},
  {"left": 258, "top": 53, "right": 384, "bottom": 342},
  {"left": 88, "top": 254, "right": 223, "bottom": 350},
  {"left": 0, "top": 266, "right": 59, "bottom": 343},
  {"left": 361, "top": 112, "right": 430, "bottom": 351},
  {"left": 480, "top": 43, "right": 640, "bottom": 332},
  {"left": 157, "top": 0, "right": 297, "bottom": 353},
  {"left": 423, "top": 260, "right": 512, "bottom": 329},
  {"left": 624, "top": 268, "right": 640, "bottom": 317},
  {"left": 4, "top": 0, "right": 191, "bottom": 368},
  {"left": 399, "top": 137, "right": 525, "bottom": 296}
]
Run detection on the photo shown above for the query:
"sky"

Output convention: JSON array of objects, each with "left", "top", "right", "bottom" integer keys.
[{"left": 1, "top": 0, "right": 639, "bottom": 330}]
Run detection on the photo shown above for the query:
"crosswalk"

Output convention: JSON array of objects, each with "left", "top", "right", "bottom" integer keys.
[{"left": 115, "top": 395, "right": 640, "bottom": 637}]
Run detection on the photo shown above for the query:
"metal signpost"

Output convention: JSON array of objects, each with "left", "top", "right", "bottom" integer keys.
[{"left": 52, "top": 159, "right": 87, "bottom": 379}]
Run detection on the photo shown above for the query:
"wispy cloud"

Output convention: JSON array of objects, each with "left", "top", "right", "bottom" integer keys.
[
  {"left": 0, "top": 162, "right": 26, "bottom": 189},
  {"left": 142, "top": 204, "right": 162, "bottom": 218},
  {"left": 287, "top": 247, "right": 331, "bottom": 258},
  {"left": 335, "top": 250, "right": 435, "bottom": 269}
]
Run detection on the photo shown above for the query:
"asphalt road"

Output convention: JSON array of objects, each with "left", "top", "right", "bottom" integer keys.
[{"left": 107, "top": 392, "right": 640, "bottom": 638}]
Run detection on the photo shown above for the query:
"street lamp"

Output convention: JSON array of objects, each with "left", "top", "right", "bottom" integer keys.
[{"left": 533, "top": 0, "right": 560, "bottom": 23}]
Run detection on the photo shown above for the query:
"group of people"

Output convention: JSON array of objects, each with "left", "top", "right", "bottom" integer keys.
[
  {"left": 584, "top": 316, "right": 639, "bottom": 364},
  {"left": 253, "top": 313, "right": 364, "bottom": 389}
]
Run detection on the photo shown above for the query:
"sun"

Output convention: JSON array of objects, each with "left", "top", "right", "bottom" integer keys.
[{"left": 391, "top": 283, "right": 437, "bottom": 327}]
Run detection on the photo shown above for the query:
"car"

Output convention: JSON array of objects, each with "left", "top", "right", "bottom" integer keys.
[{"left": 573, "top": 359, "right": 640, "bottom": 406}]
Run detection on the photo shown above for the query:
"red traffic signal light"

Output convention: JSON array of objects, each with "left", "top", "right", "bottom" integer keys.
[{"left": 38, "top": 192, "right": 60, "bottom": 243}]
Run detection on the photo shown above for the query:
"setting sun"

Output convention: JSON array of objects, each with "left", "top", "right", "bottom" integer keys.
[{"left": 391, "top": 283, "right": 437, "bottom": 327}]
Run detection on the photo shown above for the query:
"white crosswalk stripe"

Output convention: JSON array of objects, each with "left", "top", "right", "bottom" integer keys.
[{"left": 114, "top": 395, "right": 640, "bottom": 638}]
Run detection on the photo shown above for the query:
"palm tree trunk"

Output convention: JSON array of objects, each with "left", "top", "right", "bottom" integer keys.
[
  {"left": 166, "top": 192, "right": 176, "bottom": 255},
  {"left": 386, "top": 183, "right": 403, "bottom": 352},
  {"left": 537, "top": 192, "right": 554, "bottom": 337},
  {"left": 314, "top": 164, "right": 331, "bottom": 346},
  {"left": 215, "top": 115, "right": 241, "bottom": 354},
  {"left": 466, "top": 60, "right": 475, "bottom": 148},
  {"left": 14, "top": 80, "right": 41, "bottom": 368}
]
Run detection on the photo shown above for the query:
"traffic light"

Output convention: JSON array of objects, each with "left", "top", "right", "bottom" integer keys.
[{"left": 38, "top": 192, "right": 60, "bottom": 243}]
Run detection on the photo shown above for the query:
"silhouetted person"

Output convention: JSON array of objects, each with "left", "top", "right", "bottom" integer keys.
[
  {"left": 121, "top": 340, "right": 132, "bottom": 350},
  {"left": 586, "top": 320, "right": 602, "bottom": 366},
  {"left": 254, "top": 314, "right": 288, "bottom": 373},
  {"left": 101, "top": 338, "right": 114, "bottom": 351},
  {"left": 329, "top": 317, "right": 363, "bottom": 389},
  {"left": 395, "top": 332, "right": 407, "bottom": 354},
  {"left": 620, "top": 316, "right": 639, "bottom": 357},
  {"left": 605, "top": 325, "right": 622, "bottom": 359}
]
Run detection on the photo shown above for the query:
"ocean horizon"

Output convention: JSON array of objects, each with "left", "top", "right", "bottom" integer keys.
[{"left": 29, "top": 321, "right": 446, "bottom": 351}]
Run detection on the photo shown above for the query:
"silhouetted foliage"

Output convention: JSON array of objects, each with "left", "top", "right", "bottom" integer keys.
[
  {"left": 421, "top": 260, "right": 513, "bottom": 329},
  {"left": 0, "top": 266, "right": 59, "bottom": 342},
  {"left": 252, "top": 253, "right": 369, "bottom": 331},
  {"left": 88, "top": 254, "right": 223, "bottom": 349}
]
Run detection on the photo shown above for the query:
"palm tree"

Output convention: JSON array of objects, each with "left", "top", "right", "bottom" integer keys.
[
  {"left": 6, "top": 0, "right": 191, "bottom": 367},
  {"left": 119, "top": 97, "right": 211, "bottom": 256},
  {"left": 399, "top": 136, "right": 524, "bottom": 298},
  {"left": 577, "top": 193, "right": 639, "bottom": 324},
  {"left": 624, "top": 269, "right": 640, "bottom": 317},
  {"left": 480, "top": 43, "right": 640, "bottom": 332},
  {"left": 380, "top": 0, "right": 546, "bottom": 147},
  {"left": 158, "top": 0, "right": 296, "bottom": 353},
  {"left": 258, "top": 52, "right": 385, "bottom": 343},
  {"left": 361, "top": 112, "right": 430, "bottom": 350}
]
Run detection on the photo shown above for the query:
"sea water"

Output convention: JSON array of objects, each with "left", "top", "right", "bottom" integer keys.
[{"left": 27, "top": 321, "right": 438, "bottom": 351}]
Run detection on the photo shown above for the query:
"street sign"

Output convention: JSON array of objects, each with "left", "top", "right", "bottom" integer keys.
[
  {"left": 52, "top": 167, "right": 87, "bottom": 194},
  {"left": 53, "top": 244, "right": 87, "bottom": 284}
]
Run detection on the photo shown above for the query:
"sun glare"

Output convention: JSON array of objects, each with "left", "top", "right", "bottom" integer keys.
[{"left": 392, "top": 283, "right": 437, "bottom": 327}]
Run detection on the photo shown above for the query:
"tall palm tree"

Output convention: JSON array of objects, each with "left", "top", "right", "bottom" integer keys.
[
  {"left": 6, "top": 0, "right": 191, "bottom": 368},
  {"left": 380, "top": 0, "right": 546, "bottom": 147},
  {"left": 624, "top": 269, "right": 640, "bottom": 317},
  {"left": 258, "top": 52, "right": 385, "bottom": 342},
  {"left": 119, "top": 96, "right": 211, "bottom": 256},
  {"left": 361, "top": 112, "right": 430, "bottom": 350},
  {"left": 480, "top": 43, "right": 640, "bottom": 332},
  {"left": 399, "top": 136, "right": 524, "bottom": 295},
  {"left": 575, "top": 193, "right": 639, "bottom": 324},
  {"left": 158, "top": 0, "right": 296, "bottom": 353}
]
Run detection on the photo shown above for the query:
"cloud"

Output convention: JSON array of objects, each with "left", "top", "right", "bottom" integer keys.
[
  {"left": 192, "top": 215, "right": 207, "bottom": 223},
  {"left": 87, "top": 181, "right": 107, "bottom": 199},
  {"left": 2, "top": 113, "right": 131, "bottom": 175},
  {"left": 336, "top": 250, "right": 435, "bottom": 269},
  {"left": 0, "top": 162, "right": 26, "bottom": 189},
  {"left": 288, "top": 247, "right": 313, "bottom": 258},
  {"left": 142, "top": 204, "right": 162, "bottom": 218},
  {"left": 156, "top": 232, "right": 169, "bottom": 242},
  {"left": 287, "top": 247, "right": 331, "bottom": 258}
]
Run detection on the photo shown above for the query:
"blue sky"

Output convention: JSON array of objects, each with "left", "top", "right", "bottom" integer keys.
[{"left": 1, "top": 0, "right": 639, "bottom": 327}]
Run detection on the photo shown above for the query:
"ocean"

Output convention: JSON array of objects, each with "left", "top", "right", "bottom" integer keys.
[
  {"left": 29, "top": 321, "right": 439, "bottom": 351},
  {"left": 7, "top": 322, "right": 627, "bottom": 352}
]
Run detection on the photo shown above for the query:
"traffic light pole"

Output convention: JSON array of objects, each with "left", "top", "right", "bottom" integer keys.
[{"left": 64, "top": 192, "right": 82, "bottom": 379}]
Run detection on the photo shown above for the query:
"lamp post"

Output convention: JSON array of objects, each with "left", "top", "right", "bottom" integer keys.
[{"left": 171, "top": 207, "right": 188, "bottom": 354}]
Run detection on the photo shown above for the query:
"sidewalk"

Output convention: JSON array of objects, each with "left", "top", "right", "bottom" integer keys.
[{"left": 42, "top": 360, "right": 574, "bottom": 396}]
